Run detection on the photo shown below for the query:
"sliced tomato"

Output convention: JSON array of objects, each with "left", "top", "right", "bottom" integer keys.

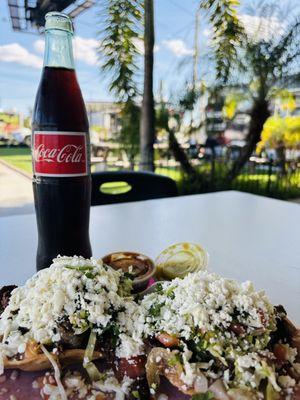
[
  {"left": 258, "top": 308, "right": 267, "bottom": 326},
  {"left": 156, "top": 332, "right": 180, "bottom": 347},
  {"left": 115, "top": 355, "right": 147, "bottom": 379},
  {"left": 273, "top": 344, "right": 288, "bottom": 362}
]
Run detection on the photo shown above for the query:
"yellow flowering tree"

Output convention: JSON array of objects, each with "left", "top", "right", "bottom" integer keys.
[
  {"left": 258, "top": 116, "right": 300, "bottom": 151},
  {"left": 257, "top": 115, "right": 300, "bottom": 173}
]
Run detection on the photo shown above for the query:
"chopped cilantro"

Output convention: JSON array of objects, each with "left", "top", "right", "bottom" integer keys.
[
  {"left": 85, "top": 272, "right": 95, "bottom": 279},
  {"left": 168, "top": 353, "right": 181, "bottom": 367},
  {"left": 165, "top": 286, "right": 175, "bottom": 299},
  {"left": 155, "top": 283, "right": 163, "bottom": 293},
  {"left": 65, "top": 265, "right": 94, "bottom": 272},
  {"left": 124, "top": 272, "right": 135, "bottom": 280},
  {"left": 149, "top": 302, "right": 164, "bottom": 317},
  {"left": 101, "top": 323, "right": 120, "bottom": 348}
]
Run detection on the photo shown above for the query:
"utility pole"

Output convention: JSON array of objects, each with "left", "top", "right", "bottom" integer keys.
[
  {"left": 191, "top": 6, "right": 200, "bottom": 129},
  {"left": 193, "top": 6, "right": 200, "bottom": 90},
  {"left": 159, "top": 79, "right": 164, "bottom": 104}
]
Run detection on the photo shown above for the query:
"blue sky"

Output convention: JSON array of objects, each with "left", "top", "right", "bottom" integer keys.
[{"left": 0, "top": 0, "right": 298, "bottom": 114}]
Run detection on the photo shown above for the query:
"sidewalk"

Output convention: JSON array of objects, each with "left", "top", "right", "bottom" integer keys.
[{"left": 0, "top": 161, "right": 34, "bottom": 217}]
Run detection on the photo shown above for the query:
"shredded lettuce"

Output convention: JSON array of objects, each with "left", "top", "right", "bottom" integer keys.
[
  {"left": 192, "top": 392, "right": 214, "bottom": 400},
  {"left": 83, "top": 330, "right": 103, "bottom": 382}
]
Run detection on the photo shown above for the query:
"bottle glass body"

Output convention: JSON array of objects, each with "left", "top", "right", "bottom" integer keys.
[{"left": 32, "top": 19, "right": 92, "bottom": 270}]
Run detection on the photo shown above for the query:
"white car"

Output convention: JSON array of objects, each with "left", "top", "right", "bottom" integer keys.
[{"left": 10, "top": 128, "right": 31, "bottom": 146}]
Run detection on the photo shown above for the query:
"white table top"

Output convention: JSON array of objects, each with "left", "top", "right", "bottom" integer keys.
[{"left": 0, "top": 190, "right": 299, "bottom": 324}]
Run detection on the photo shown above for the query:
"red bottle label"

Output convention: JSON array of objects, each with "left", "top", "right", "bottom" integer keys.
[{"left": 33, "top": 131, "right": 88, "bottom": 177}]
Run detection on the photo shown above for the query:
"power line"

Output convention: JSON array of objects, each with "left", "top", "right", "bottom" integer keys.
[
  {"left": 164, "top": 19, "right": 195, "bottom": 40},
  {"left": 168, "top": 0, "right": 194, "bottom": 16}
]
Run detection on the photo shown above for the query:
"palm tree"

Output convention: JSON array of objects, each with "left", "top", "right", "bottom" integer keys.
[
  {"left": 99, "top": 0, "right": 156, "bottom": 171},
  {"left": 140, "top": 0, "right": 155, "bottom": 171},
  {"left": 167, "top": 1, "right": 300, "bottom": 184},
  {"left": 99, "top": 0, "right": 142, "bottom": 101},
  {"left": 98, "top": 0, "right": 142, "bottom": 166},
  {"left": 223, "top": 3, "right": 300, "bottom": 180}
]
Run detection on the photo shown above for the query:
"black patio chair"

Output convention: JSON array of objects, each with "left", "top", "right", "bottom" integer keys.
[{"left": 91, "top": 170, "right": 178, "bottom": 206}]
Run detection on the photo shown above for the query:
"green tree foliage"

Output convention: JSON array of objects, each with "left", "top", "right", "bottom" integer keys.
[
  {"left": 99, "top": 0, "right": 143, "bottom": 101},
  {"left": 117, "top": 100, "right": 140, "bottom": 165},
  {"left": 200, "top": 0, "right": 243, "bottom": 82},
  {"left": 226, "top": 3, "right": 300, "bottom": 180},
  {"left": 271, "top": 89, "right": 297, "bottom": 115},
  {"left": 199, "top": 1, "right": 300, "bottom": 181},
  {"left": 98, "top": 0, "right": 143, "bottom": 163}
]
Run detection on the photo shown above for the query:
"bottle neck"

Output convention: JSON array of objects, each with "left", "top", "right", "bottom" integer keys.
[{"left": 44, "top": 29, "right": 75, "bottom": 69}]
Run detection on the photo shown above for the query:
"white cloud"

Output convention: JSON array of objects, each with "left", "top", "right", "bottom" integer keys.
[
  {"left": 203, "top": 28, "right": 212, "bottom": 37},
  {"left": 34, "top": 36, "right": 99, "bottom": 66},
  {"left": 239, "top": 14, "right": 285, "bottom": 41},
  {"left": 133, "top": 37, "right": 144, "bottom": 54},
  {"left": 0, "top": 43, "right": 43, "bottom": 69},
  {"left": 163, "top": 39, "right": 193, "bottom": 57},
  {"left": 74, "top": 37, "right": 98, "bottom": 65},
  {"left": 132, "top": 37, "right": 160, "bottom": 54},
  {"left": 33, "top": 39, "right": 44, "bottom": 54}
]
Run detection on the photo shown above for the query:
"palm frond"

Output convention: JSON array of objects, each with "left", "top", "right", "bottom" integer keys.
[
  {"left": 98, "top": 0, "right": 143, "bottom": 101},
  {"left": 200, "top": 0, "right": 244, "bottom": 82},
  {"left": 268, "top": 19, "right": 300, "bottom": 79}
]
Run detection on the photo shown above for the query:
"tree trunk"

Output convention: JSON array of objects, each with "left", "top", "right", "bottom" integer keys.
[
  {"left": 227, "top": 99, "right": 270, "bottom": 182},
  {"left": 276, "top": 142, "right": 286, "bottom": 175},
  {"left": 140, "top": 0, "right": 155, "bottom": 171},
  {"left": 168, "top": 129, "right": 198, "bottom": 179}
]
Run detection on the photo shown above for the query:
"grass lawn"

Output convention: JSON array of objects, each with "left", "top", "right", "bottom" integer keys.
[
  {"left": 0, "top": 147, "right": 298, "bottom": 199},
  {"left": 0, "top": 147, "right": 32, "bottom": 174}
]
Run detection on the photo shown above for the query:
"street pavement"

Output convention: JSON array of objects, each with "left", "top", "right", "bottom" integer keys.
[{"left": 0, "top": 161, "right": 34, "bottom": 216}]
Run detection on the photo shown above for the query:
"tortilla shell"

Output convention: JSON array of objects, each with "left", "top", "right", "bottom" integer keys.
[{"left": 3, "top": 349, "right": 103, "bottom": 372}]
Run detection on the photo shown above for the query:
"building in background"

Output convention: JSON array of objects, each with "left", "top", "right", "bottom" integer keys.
[
  {"left": 7, "top": 0, "right": 94, "bottom": 33},
  {"left": 86, "top": 101, "right": 121, "bottom": 141}
]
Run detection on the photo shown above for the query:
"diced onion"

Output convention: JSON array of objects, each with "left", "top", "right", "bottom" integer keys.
[
  {"left": 41, "top": 344, "right": 67, "bottom": 400},
  {"left": 208, "top": 379, "right": 230, "bottom": 400}
]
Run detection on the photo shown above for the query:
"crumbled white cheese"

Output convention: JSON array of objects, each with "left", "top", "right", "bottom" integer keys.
[
  {"left": 278, "top": 375, "right": 296, "bottom": 388},
  {"left": 9, "top": 370, "right": 18, "bottom": 381},
  {"left": 0, "top": 256, "right": 145, "bottom": 363},
  {"left": 32, "top": 380, "right": 39, "bottom": 389},
  {"left": 141, "top": 271, "right": 274, "bottom": 340},
  {"left": 280, "top": 344, "right": 298, "bottom": 363},
  {"left": 293, "top": 363, "right": 300, "bottom": 374},
  {"left": 157, "top": 394, "right": 168, "bottom": 400},
  {"left": 116, "top": 300, "right": 145, "bottom": 358},
  {"left": 93, "top": 372, "right": 133, "bottom": 400},
  {"left": 179, "top": 344, "right": 195, "bottom": 386}
]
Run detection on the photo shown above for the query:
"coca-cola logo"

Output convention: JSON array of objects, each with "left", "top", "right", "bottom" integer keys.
[
  {"left": 33, "top": 131, "right": 87, "bottom": 176},
  {"left": 34, "top": 144, "right": 84, "bottom": 164}
]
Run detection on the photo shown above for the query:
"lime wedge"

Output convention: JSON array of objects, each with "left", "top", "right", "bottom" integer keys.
[{"left": 155, "top": 242, "right": 209, "bottom": 280}]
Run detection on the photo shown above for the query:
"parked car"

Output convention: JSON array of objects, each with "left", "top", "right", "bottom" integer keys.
[{"left": 10, "top": 128, "right": 31, "bottom": 147}]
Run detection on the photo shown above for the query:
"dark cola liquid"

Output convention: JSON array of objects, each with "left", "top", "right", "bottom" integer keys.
[{"left": 32, "top": 67, "right": 92, "bottom": 270}]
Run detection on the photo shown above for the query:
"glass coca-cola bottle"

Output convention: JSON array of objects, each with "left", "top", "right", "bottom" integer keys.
[{"left": 32, "top": 12, "right": 92, "bottom": 271}]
